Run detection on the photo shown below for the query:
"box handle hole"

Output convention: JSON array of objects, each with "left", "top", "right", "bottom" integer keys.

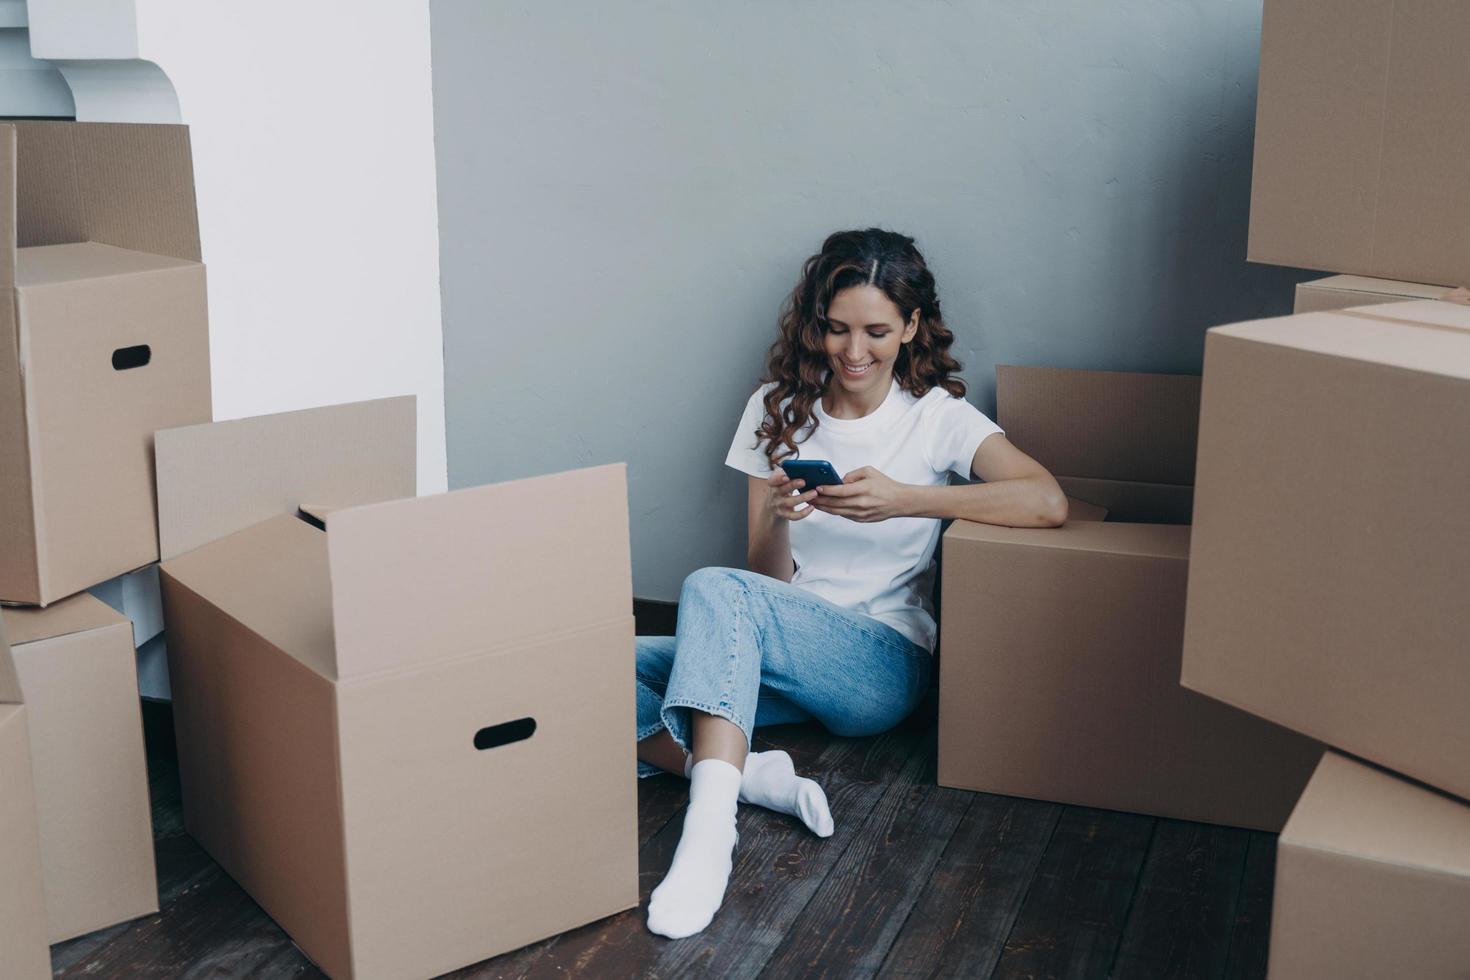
[
  {"left": 474, "top": 717, "right": 536, "bottom": 751},
  {"left": 112, "top": 345, "right": 152, "bottom": 370}
]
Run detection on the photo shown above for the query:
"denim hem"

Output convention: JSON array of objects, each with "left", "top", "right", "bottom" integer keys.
[{"left": 659, "top": 696, "right": 753, "bottom": 755}]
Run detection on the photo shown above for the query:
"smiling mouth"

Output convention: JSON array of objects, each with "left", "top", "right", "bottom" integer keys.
[{"left": 839, "top": 361, "right": 875, "bottom": 376}]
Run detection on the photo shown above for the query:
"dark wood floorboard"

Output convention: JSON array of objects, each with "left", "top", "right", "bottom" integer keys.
[
  {"left": 1220, "top": 832, "right": 1279, "bottom": 980},
  {"left": 1106, "top": 820, "right": 1251, "bottom": 980},
  {"left": 989, "top": 807, "right": 1157, "bottom": 980},
  {"left": 877, "top": 794, "right": 1062, "bottom": 979},
  {"left": 51, "top": 698, "right": 1276, "bottom": 979}
]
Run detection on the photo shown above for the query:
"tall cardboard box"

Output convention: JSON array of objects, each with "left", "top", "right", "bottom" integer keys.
[
  {"left": 155, "top": 398, "right": 639, "bottom": 980},
  {"left": 937, "top": 366, "right": 1322, "bottom": 830},
  {"left": 1268, "top": 752, "right": 1470, "bottom": 979},
  {"left": 1182, "top": 300, "right": 1470, "bottom": 801},
  {"left": 1248, "top": 0, "right": 1470, "bottom": 286},
  {"left": 1293, "top": 274, "right": 1449, "bottom": 314},
  {"left": 0, "top": 121, "right": 212, "bottom": 606},
  {"left": 0, "top": 620, "right": 50, "bottom": 980},
  {"left": 1, "top": 594, "right": 158, "bottom": 943}
]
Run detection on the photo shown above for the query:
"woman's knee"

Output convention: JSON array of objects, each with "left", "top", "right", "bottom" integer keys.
[{"left": 679, "top": 565, "right": 754, "bottom": 604}]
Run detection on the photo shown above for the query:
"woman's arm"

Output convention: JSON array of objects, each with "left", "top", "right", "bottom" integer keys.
[
  {"left": 747, "top": 472, "right": 816, "bottom": 581},
  {"left": 907, "top": 434, "right": 1067, "bottom": 527},
  {"left": 812, "top": 434, "right": 1067, "bottom": 528}
]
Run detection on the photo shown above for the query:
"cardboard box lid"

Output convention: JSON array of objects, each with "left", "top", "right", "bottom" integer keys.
[
  {"left": 0, "top": 616, "right": 19, "bottom": 704},
  {"left": 1211, "top": 301, "right": 1470, "bottom": 380},
  {"left": 155, "top": 396, "right": 417, "bottom": 561},
  {"left": 995, "top": 365, "right": 1200, "bottom": 486},
  {"left": 328, "top": 462, "right": 632, "bottom": 679},
  {"left": 944, "top": 517, "right": 1189, "bottom": 562},
  {"left": 14, "top": 241, "right": 200, "bottom": 288},
  {"left": 1299, "top": 275, "right": 1449, "bottom": 302},
  {"left": 1284, "top": 753, "right": 1470, "bottom": 880},
  {"left": 1, "top": 593, "right": 128, "bottom": 648},
  {"left": 1, "top": 120, "right": 200, "bottom": 264}
]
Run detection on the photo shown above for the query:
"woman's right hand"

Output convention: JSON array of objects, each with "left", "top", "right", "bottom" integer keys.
[{"left": 766, "top": 470, "right": 820, "bottom": 522}]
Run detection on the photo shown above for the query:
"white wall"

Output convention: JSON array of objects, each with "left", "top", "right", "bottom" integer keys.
[{"left": 27, "top": 0, "right": 447, "bottom": 491}]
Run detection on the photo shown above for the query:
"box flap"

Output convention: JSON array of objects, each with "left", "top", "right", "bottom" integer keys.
[
  {"left": 1, "top": 124, "right": 13, "bottom": 289},
  {"left": 0, "top": 615, "right": 19, "bottom": 704},
  {"left": 1211, "top": 304, "right": 1470, "bottom": 381},
  {"left": 155, "top": 396, "right": 416, "bottom": 561},
  {"left": 328, "top": 463, "right": 631, "bottom": 680},
  {"left": 943, "top": 517, "right": 1189, "bottom": 562},
  {"left": 6, "top": 121, "right": 200, "bottom": 262},
  {"left": 1301, "top": 275, "right": 1449, "bottom": 301},
  {"left": 0, "top": 592, "right": 128, "bottom": 648},
  {"left": 996, "top": 365, "right": 1200, "bottom": 486},
  {"left": 15, "top": 241, "right": 199, "bottom": 288},
  {"left": 1056, "top": 476, "right": 1194, "bottom": 526},
  {"left": 160, "top": 513, "right": 338, "bottom": 681},
  {"left": 1283, "top": 753, "right": 1470, "bottom": 880},
  {"left": 1063, "top": 496, "right": 1108, "bottom": 523}
]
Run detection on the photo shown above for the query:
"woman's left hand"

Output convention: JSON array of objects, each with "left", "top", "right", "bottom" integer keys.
[{"left": 811, "top": 467, "right": 912, "bottom": 523}]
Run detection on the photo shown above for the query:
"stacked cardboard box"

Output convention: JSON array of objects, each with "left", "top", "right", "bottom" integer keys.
[
  {"left": 1292, "top": 274, "right": 1450, "bottom": 314},
  {"left": 0, "top": 620, "right": 49, "bottom": 980},
  {"left": 1182, "top": 297, "right": 1470, "bottom": 975},
  {"left": 0, "top": 120, "right": 212, "bottom": 953},
  {"left": 937, "top": 365, "right": 1321, "bottom": 830},
  {"left": 153, "top": 398, "right": 639, "bottom": 979}
]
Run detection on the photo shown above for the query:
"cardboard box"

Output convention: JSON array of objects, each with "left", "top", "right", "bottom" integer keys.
[
  {"left": 1268, "top": 752, "right": 1470, "bottom": 979},
  {"left": 155, "top": 398, "right": 639, "bottom": 980},
  {"left": 0, "top": 121, "right": 212, "bottom": 606},
  {"left": 1, "top": 594, "right": 158, "bottom": 942},
  {"left": 1182, "top": 299, "right": 1470, "bottom": 801},
  {"left": 1248, "top": 0, "right": 1470, "bottom": 286},
  {"left": 0, "top": 620, "right": 50, "bottom": 980},
  {"left": 1293, "top": 274, "right": 1450, "bottom": 314},
  {"left": 936, "top": 367, "right": 1322, "bottom": 830}
]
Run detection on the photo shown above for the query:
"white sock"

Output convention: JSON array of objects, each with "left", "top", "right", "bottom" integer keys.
[
  {"left": 738, "top": 749, "right": 834, "bottom": 838},
  {"left": 647, "top": 759, "right": 741, "bottom": 939},
  {"left": 683, "top": 749, "right": 834, "bottom": 838}
]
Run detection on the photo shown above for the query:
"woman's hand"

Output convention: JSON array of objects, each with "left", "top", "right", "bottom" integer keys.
[
  {"left": 764, "top": 470, "right": 820, "bottom": 522},
  {"left": 811, "top": 467, "right": 912, "bottom": 523}
]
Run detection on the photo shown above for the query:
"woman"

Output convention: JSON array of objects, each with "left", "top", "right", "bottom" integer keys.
[{"left": 636, "top": 228, "right": 1066, "bottom": 939}]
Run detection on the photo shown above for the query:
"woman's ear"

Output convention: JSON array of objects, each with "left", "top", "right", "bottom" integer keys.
[{"left": 902, "top": 310, "right": 920, "bottom": 344}]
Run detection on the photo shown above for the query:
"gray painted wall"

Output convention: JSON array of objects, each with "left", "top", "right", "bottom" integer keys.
[{"left": 431, "top": 0, "right": 1309, "bottom": 601}]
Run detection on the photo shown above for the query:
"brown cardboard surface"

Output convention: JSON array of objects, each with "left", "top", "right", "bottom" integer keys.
[
  {"left": 1249, "top": 0, "right": 1470, "bottom": 286},
  {"left": 0, "top": 121, "right": 211, "bottom": 605},
  {"left": 1055, "top": 476, "right": 1194, "bottom": 525},
  {"left": 996, "top": 365, "right": 1201, "bottom": 486},
  {"left": 155, "top": 396, "right": 415, "bottom": 561},
  {"left": 1, "top": 594, "right": 157, "bottom": 942},
  {"left": 0, "top": 706, "right": 50, "bottom": 980},
  {"left": 1267, "top": 753, "right": 1470, "bottom": 978},
  {"left": 1293, "top": 274, "right": 1450, "bottom": 314},
  {"left": 328, "top": 464, "right": 632, "bottom": 679},
  {"left": 157, "top": 404, "right": 638, "bottom": 978},
  {"left": 1183, "top": 300, "right": 1470, "bottom": 801},
  {"left": 1062, "top": 495, "right": 1107, "bottom": 523},
  {"left": 0, "top": 621, "right": 50, "bottom": 980},
  {"left": 937, "top": 519, "right": 1321, "bottom": 830}
]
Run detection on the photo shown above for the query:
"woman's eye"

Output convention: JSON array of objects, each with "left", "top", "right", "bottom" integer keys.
[
  {"left": 828, "top": 327, "right": 847, "bottom": 335},
  {"left": 869, "top": 331, "right": 890, "bottom": 339}
]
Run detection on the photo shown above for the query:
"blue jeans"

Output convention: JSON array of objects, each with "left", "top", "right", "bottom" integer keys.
[{"left": 635, "top": 566, "right": 932, "bottom": 777}]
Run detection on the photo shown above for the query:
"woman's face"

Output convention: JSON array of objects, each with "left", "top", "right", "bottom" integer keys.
[{"left": 823, "top": 285, "right": 919, "bottom": 395}]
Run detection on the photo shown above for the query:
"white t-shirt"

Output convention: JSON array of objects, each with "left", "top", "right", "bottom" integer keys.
[{"left": 724, "top": 378, "right": 1003, "bottom": 652}]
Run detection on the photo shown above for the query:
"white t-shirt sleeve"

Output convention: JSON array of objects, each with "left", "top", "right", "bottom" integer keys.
[
  {"left": 724, "top": 385, "right": 777, "bottom": 478},
  {"left": 924, "top": 393, "right": 1004, "bottom": 481}
]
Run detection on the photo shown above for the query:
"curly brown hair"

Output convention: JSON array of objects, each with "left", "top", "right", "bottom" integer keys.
[{"left": 752, "top": 228, "right": 966, "bottom": 467}]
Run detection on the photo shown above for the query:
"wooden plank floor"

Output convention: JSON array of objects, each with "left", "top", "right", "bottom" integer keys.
[{"left": 50, "top": 692, "right": 1277, "bottom": 979}]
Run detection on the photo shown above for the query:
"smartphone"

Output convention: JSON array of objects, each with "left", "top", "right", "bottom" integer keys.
[{"left": 779, "top": 459, "right": 844, "bottom": 490}]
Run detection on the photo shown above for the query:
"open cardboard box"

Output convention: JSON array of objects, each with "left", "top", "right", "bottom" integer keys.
[
  {"left": 0, "top": 618, "right": 49, "bottom": 980},
  {"left": 155, "top": 397, "right": 638, "bottom": 980},
  {"left": 0, "top": 594, "right": 158, "bottom": 943},
  {"left": 937, "top": 366, "right": 1322, "bottom": 830},
  {"left": 1268, "top": 752, "right": 1470, "bottom": 979},
  {"left": 0, "top": 121, "right": 212, "bottom": 606},
  {"left": 1183, "top": 298, "right": 1470, "bottom": 802}
]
